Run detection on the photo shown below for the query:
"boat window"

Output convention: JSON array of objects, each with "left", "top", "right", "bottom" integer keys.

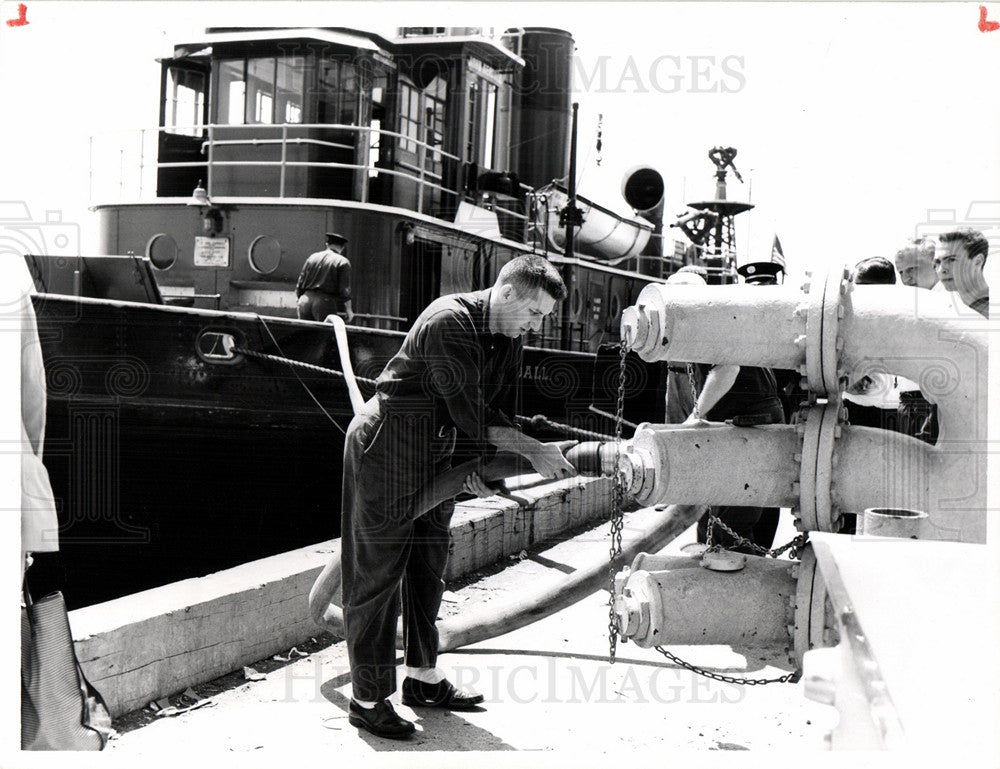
[
  {"left": 164, "top": 67, "right": 205, "bottom": 137},
  {"left": 317, "top": 58, "right": 358, "bottom": 125},
  {"left": 399, "top": 76, "right": 446, "bottom": 172},
  {"left": 340, "top": 65, "right": 358, "bottom": 124},
  {"left": 399, "top": 82, "right": 421, "bottom": 153},
  {"left": 367, "top": 76, "right": 387, "bottom": 175},
  {"left": 217, "top": 59, "right": 246, "bottom": 124},
  {"left": 465, "top": 79, "right": 479, "bottom": 165},
  {"left": 482, "top": 84, "right": 497, "bottom": 170},
  {"left": 465, "top": 74, "right": 499, "bottom": 169},
  {"left": 246, "top": 58, "right": 276, "bottom": 124},
  {"left": 248, "top": 235, "right": 282, "bottom": 274},
  {"left": 610, "top": 292, "right": 622, "bottom": 322},
  {"left": 424, "top": 76, "right": 446, "bottom": 175},
  {"left": 216, "top": 55, "right": 306, "bottom": 125},
  {"left": 146, "top": 233, "right": 178, "bottom": 270},
  {"left": 275, "top": 56, "right": 305, "bottom": 123}
]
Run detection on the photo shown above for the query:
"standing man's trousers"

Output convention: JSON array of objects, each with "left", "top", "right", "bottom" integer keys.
[
  {"left": 341, "top": 396, "right": 455, "bottom": 703},
  {"left": 297, "top": 290, "right": 342, "bottom": 322}
]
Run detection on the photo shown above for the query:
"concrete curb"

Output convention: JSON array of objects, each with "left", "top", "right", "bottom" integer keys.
[{"left": 70, "top": 474, "right": 613, "bottom": 716}]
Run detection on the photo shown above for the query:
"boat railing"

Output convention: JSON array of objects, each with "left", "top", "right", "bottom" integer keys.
[{"left": 89, "top": 123, "right": 533, "bottom": 238}]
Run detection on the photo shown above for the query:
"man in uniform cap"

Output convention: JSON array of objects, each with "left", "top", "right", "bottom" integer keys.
[
  {"left": 296, "top": 232, "right": 354, "bottom": 323},
  {"left": 736, "top": 261, "right": 784, "bottom": 285}
]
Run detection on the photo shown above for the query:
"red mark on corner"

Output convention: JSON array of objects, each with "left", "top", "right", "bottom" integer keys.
[
  {"left": 5, "top": 3, "right": 29, "bottom": 26},
  {"left": 980, "top": 5, "right": 1000, "bottom": 32}
]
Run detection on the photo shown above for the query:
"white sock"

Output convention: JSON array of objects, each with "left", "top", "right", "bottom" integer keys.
[
  {"left": 352, "top": 698, "right": 378, "bottom": 709},
  {"left": 404, "top": 666, "right": 445, "bottom": 684}
]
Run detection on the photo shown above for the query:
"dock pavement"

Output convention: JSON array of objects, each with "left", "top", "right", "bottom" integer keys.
[{"left": 100, "top": 506, "right": 834, "bottom": 765}]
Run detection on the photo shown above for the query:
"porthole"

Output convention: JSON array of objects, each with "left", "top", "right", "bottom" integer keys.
[
  {"left": 248, "top": 235, "right": 282, "bottom": 274},
  {"left": 570, "top": 286, "right": 582, "bottom": 318},
  {"left": 146, "top": 233, "right": 177, "bottom": 270},
  {"left": 610, "top": 292, "right": 622, "bottom": 322}
]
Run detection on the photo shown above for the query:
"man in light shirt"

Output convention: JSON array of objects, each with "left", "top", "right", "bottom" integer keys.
[{"left": 933, "top": 228, "right": 990, "bottom": 318}]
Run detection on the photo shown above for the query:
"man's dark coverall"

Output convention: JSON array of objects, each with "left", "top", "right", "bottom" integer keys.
[
  {"left": 296, "top": 249, "right": 352, "bottom": 321},
  {"left": 680, "top": 364, "right": 785, "bottom": 551},
  {"left": 341, "top": 289, "right": 520, "bottom": 702}
]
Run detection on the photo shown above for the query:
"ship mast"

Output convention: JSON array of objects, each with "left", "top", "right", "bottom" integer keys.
[
  {"left": 558, "top": 102, "right": 583, "bottom": 349},
  {"left": 686, "top": 147, "right": 754, "bottom": 284}
]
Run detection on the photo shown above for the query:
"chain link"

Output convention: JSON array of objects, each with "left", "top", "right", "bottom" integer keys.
[
  {"left": 607, "top": 341, "right": 628, "bottom": 664},
  {"left": 704, "top": 513, "right": 809, "bottom": 559},
  {"left": 686, "top": 362, "right": 701, "bottom": 421},
  {"left": 653, "top": 646, "right": 801, "bottom": 685}
]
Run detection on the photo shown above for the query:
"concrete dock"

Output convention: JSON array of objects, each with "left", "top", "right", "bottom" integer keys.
[{"left": 99, "top": 506, "right": 836, "bottom": 763}]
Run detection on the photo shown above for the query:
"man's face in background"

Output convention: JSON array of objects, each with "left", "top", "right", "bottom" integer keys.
[
  {"left": 933, "top": 240, "right": 983, "bottom": 295},
  {"left": 895, "top": 248, "right": 937, "bottom": 289}
]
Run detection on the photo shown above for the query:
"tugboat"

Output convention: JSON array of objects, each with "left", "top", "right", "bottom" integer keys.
[{"left": 24, "top": 26, "right": 746, "bottom": 607}]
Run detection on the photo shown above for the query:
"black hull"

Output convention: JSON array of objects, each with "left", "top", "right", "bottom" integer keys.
[{"left": 32, "top": 294, "right": 665, "bottom": 608}]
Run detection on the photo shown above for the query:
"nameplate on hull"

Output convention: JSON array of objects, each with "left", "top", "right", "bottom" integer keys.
[{"left": 194, "top": 237, "right": 231, "bottom": 267}]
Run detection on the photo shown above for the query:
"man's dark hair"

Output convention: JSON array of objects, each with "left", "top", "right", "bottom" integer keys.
[
  {"left": 854, "top": 256, "right": 896, "bottom": 285},
  {"left": 496, "top": 255, "right": 568, "bottom": 301},
  {"left": 939, "top": 228, "right": 989, "bottom": 263}
]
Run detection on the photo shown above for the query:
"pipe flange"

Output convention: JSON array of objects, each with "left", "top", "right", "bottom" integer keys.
[
  {"left": 804, "top": 266, "right": 850, "bottom": 394},
  {"left": 797, "top": 402, "right": 843, "bottom": 532},
  {"left": 788, "top": 544, "right": 840, "bottom": 666}
]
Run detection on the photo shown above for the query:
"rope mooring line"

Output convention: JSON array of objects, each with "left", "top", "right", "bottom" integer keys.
[{"left": 232, "top": 346, "right": 378, "bottom": 388}]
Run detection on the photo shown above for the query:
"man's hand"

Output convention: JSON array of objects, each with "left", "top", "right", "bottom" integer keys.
[
  {"left": 527, "top": 443, "right": 576, "bottom": 480},
  {"left": 461, "top": 471, "right": 495, "bottom": 498}
]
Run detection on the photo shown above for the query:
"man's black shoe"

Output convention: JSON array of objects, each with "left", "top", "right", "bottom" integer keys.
[
  {"left": 401, "top": 678, "right": 485, "bottom": 710},
  {"left": 348, "top": 699, "right": 415, "bottom": 739}
]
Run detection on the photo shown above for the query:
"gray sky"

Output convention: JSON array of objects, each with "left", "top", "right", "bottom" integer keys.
[{"left": 1, "top": 1, "right": 998, "bottom": 280}]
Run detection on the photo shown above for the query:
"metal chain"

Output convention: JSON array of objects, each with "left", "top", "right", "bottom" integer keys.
[
  {"left": 705, "top": 513, "right": 809, "bottom": 559},
  {"left": 686, "top": 362, "right": 701, "bottom": 421},
  {"left": 607, "top": 341, "right": 628, "bottom": 664},
  {"left": 653, "top": 645, "right": 801, "bottom": 685}
]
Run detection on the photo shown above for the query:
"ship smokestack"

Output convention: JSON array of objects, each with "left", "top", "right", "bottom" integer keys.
[{"left": 502, "top": 28, "right": 574, "bottom": 190}]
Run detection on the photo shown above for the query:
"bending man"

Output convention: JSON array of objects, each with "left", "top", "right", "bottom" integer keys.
[{"left": 341, "top": 255, "right": 574, "bottom": 739}]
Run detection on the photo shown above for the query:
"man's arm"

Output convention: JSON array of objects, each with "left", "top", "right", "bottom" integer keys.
[
  {"left": 485, "top": 425, "right": 574, "bottom": 479},
  {"left": 684, "top": 364, "right": 739, "bottom": 423},
  {"left": 421, "top": 313, "right": 574, "bottom": 479}
]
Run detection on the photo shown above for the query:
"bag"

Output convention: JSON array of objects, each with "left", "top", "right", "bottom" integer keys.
[{"left": 21, "top": 589, "right": 113, "bottom": 750}]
